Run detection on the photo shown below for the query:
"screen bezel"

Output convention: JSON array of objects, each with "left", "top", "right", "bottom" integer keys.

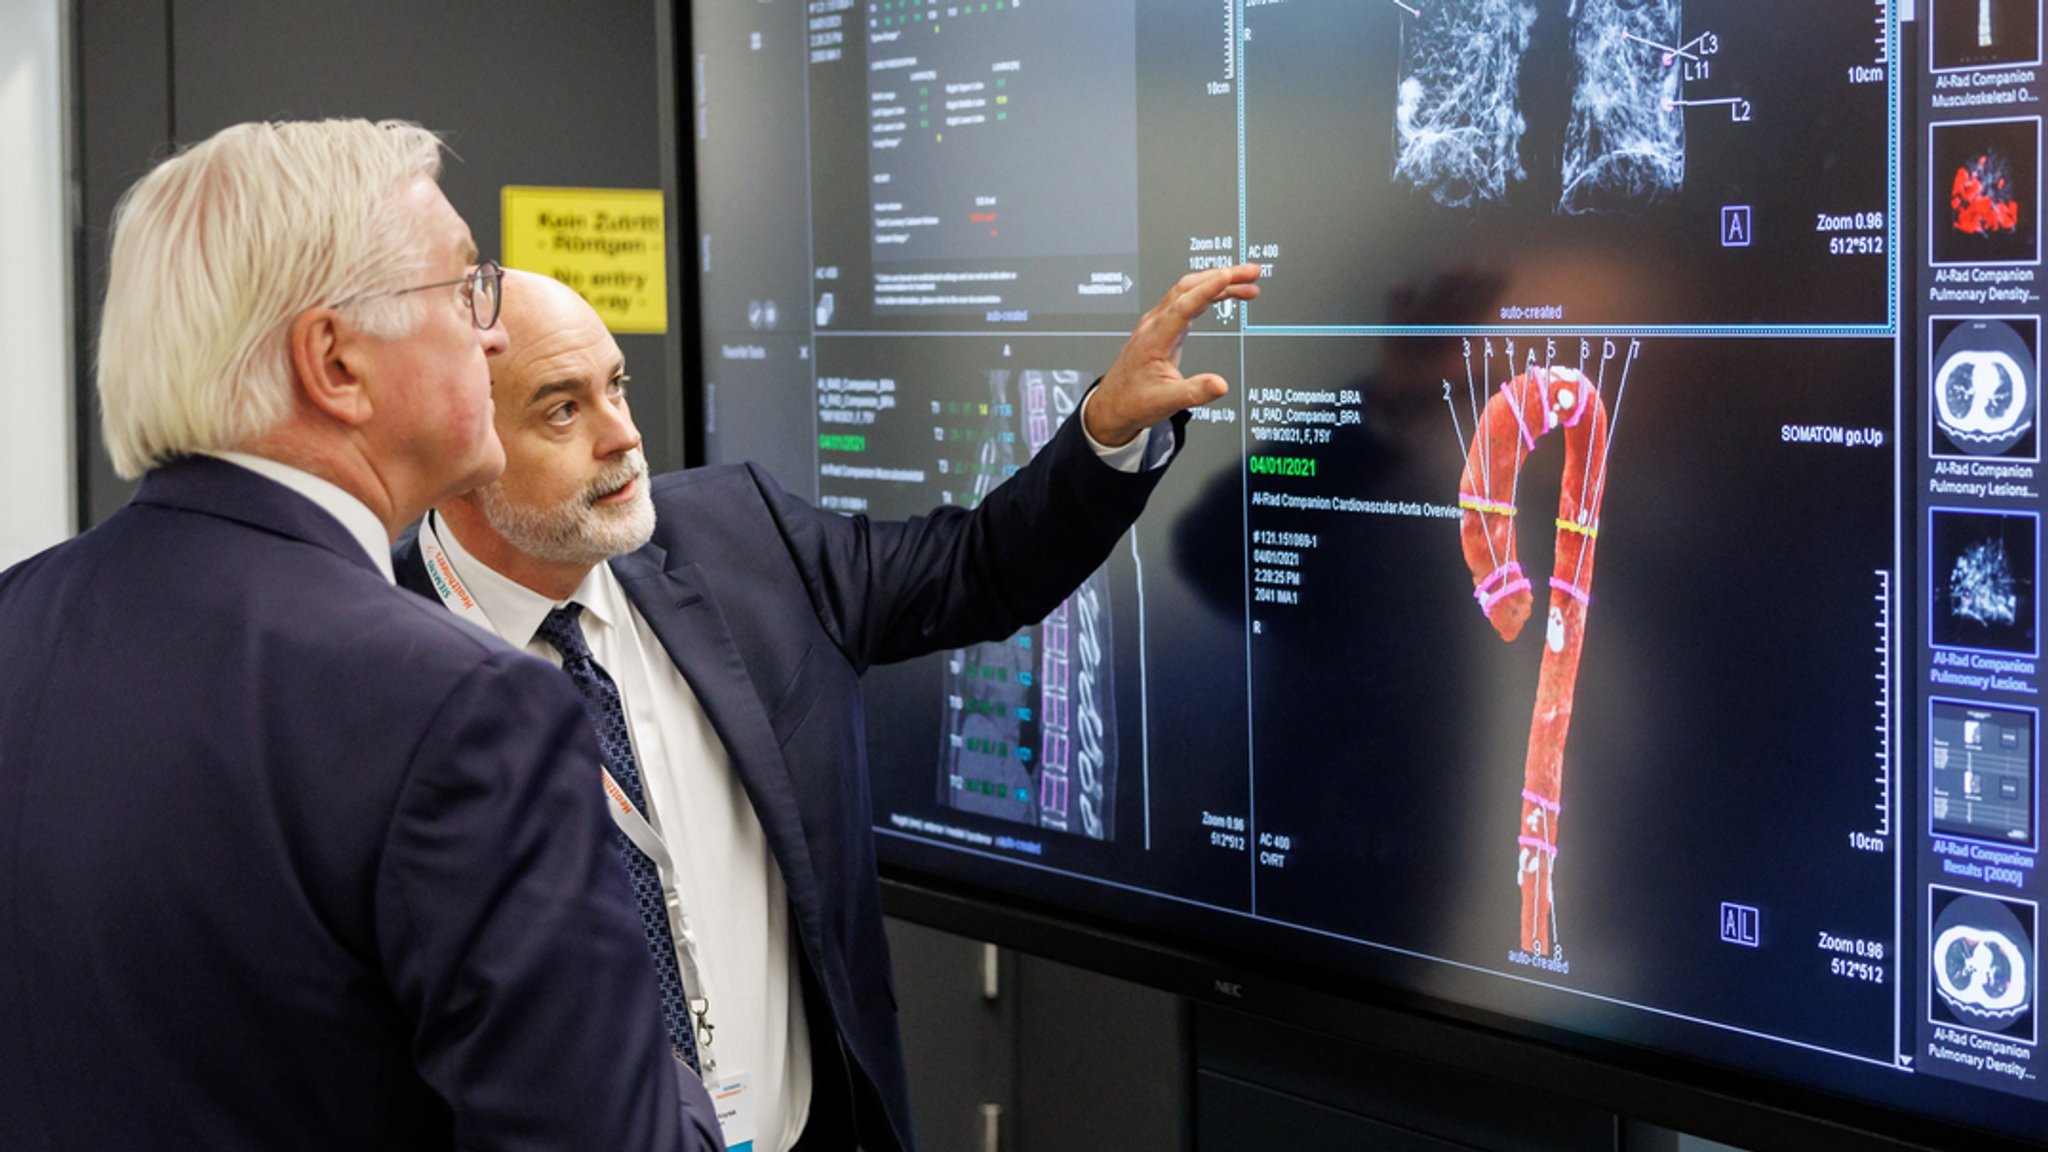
[{"left": 675, "top": 5, "right": 2040, "bottom": 1148}]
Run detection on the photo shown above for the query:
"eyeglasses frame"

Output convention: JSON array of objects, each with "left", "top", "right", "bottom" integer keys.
[{"left": 328, "top": 259, "right": 504, "bottom": 330}]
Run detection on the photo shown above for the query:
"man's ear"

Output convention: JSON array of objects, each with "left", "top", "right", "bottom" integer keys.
[{"left": 288, "top": 308, "right": 375, "bottom": 427}]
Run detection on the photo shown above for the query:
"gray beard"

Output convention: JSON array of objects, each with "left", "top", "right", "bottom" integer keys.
[{"left": 475, "top": 451, "right": 656, "bottom": 568}]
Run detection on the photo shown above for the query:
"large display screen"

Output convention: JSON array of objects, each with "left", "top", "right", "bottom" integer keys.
[{"left": 689, "top": 1, "right": 2048, "bottom": 1145}]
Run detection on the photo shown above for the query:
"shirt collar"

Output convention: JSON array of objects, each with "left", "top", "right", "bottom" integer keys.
[
  {"left": 431, "top": 510, "right": 623, "bottom": 648},
  {"left": 206, "top": 451, "right": 395, "bottom": 584}
]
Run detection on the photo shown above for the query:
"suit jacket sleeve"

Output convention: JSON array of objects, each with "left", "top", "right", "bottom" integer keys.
[
  {"left": 374, "top": 650, "right": 724, "bottom": 1151},
  {"left": 763, "top": 397, "right": 1185, "bottom": 671}
]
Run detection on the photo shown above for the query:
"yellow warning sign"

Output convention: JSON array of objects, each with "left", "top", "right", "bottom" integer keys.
[{"left": 501, "top": 186, "right": 667, "bottom": 334}]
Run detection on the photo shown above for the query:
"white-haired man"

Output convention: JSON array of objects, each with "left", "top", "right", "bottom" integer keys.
[
  {"left": 0, "top": 122, "right": 722, "bottom": 1150},
  {"left": 394, "top": 265, "right": 1260, "bottom": 1151}
]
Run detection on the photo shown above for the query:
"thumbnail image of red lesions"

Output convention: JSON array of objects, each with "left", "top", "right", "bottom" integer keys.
[
  {"left": 1933, "top": 119, "right": 2039, "bottom": 265},
  {"left": 1954, "top": 150, "right": 2023, "bottom": 236},
  {"left": 1458, "top": 366, "right": 1611, "bottom": 961}
]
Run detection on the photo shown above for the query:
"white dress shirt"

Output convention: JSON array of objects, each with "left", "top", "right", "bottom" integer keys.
[{"left": 208, "top": 452, "right": 395, "bottom": 584}]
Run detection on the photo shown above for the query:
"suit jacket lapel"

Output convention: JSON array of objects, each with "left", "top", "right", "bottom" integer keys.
[{"left": 610, "top": 545, "right": 826, "bottom": 932}]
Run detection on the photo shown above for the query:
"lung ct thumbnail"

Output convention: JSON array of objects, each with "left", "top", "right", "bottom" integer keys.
[
  {"left": 1929, "top": 886, "right": 2038, "bottom": 1044},
  {"left": 1931, "top": 317, "right": 2038, "bottom": 462}
]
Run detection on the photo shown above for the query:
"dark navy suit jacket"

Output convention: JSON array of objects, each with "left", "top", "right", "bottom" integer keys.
[
  {"left": 394, "top": 408, "right": 1179, "bottom": 1152},
  {"left": 0, "top": 457, "right": 722, "bottom": 1151}
]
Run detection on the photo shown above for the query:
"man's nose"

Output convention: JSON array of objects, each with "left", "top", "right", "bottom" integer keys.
[
  {"left": 597, "top": 396, "right": 643, "bottom": 457},
  {"left": 478, "top": 318, "right": 509, "bottom": 357}
]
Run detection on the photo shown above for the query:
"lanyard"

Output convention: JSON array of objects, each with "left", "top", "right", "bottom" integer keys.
[
  {"left": 418, "top": 513, "right": 721, "bottom": 1081},
  {"left": 599, "top": 764, "right": 720, "bottom": 1080},
  {"left": 416, "top": 512, "right": 495, "bottom": 632}
]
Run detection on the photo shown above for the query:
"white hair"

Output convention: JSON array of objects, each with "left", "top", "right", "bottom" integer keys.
[{"left": 96, "top": 119, "right": 447, "bottom": 478}]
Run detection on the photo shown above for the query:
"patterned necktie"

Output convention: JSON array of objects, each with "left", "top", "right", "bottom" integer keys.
[{"left": 535, "top": 602, "right": 700, "bottom": 1072}]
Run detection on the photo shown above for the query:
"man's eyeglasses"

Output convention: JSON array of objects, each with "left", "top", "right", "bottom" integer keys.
[{"left": 329, "top": 260, "right": 503, "bottom": 330}]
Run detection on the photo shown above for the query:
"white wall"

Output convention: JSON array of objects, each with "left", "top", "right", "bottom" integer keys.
[{"left": 0, "top": 0, "right": 74, "bottom": 565}]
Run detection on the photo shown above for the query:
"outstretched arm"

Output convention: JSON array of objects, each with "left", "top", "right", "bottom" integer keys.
[{"left": 768, "top": 263, "right": 1262, "bottom": 669}]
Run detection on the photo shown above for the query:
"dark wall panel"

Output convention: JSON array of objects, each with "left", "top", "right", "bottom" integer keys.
[
  {"left": 1015, "top": 952, "right": 1187, "bottom": 1152},
  {"left": 73, "top": 0, "right": 171, "bottom": 526},
  {"left": 1195, "top": 1005, "right": 1619, "bottom": 1152},
  {"left": 888, "top": 919, "right": 1019, "bottom": 1152},
  {"left": 1196, "top": 1072, "right": 1476, "bottom": 1152},
  {"left": 75, "top": 0, "right": 684, "bottom": 524}
]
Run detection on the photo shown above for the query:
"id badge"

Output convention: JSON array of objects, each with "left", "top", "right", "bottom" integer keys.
[{"left": 712, "top": 1071, "right": 756, "bottom": 1152}]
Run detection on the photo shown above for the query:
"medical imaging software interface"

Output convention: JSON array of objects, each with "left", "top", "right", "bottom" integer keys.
[{"left": 693, "top": 0, "right": 2048, "bottom": 1141}]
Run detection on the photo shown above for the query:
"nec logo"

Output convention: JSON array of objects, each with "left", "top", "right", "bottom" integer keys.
[{"left": 1214, "top": 980, "right": 1244, "bottom": 999}]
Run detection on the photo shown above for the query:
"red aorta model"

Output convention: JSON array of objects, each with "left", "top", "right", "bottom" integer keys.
[{"left": 1458, "top": 365, "right": 1611, "bottom": 959}]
